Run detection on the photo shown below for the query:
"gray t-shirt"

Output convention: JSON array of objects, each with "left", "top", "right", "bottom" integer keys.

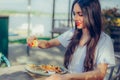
[{"left": 57, "top": 28, "right": 115, "bottom": 79}]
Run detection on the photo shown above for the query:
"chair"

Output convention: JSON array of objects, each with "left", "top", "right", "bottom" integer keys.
[
  {"left": 113, "top": 72, "right": 120, "bottom": 80},
  {"left": 108, "top": 63, "right": 120, "bottom": 80},
  {"left": 0, "top": 52, "right": 10, "bottom": 67}
]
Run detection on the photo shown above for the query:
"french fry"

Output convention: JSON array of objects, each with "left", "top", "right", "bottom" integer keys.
[{"left": 28, "top": 64, "right": 62, "bottom": 74}]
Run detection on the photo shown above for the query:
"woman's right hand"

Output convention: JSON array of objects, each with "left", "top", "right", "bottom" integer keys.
[
  {"left": 27, "top": 36, "right": 49, "bottom": 48},
  {"left": 38, "top": 40, "right": 49, "bottom": 48}
]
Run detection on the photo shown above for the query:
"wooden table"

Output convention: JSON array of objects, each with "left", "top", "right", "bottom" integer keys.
[{"left": 0, "top": 65, "right": 46, "bottom": 80}]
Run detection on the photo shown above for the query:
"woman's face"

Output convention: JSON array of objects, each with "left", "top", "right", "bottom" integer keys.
[{"left": 73, "top": 3, "right": 84, "bottom": 29}]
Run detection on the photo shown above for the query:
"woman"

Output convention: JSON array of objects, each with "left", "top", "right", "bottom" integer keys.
[{"left": 27, "top": 0, "right": 115, "bottom": 79}]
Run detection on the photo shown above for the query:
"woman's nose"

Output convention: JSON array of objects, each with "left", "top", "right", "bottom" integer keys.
[{"left": 74, "top": 15, "right": 79, "bottom": 21}]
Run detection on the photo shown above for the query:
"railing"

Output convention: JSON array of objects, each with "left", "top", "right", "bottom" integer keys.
[{"left": 110, "top": 26, "right": 120, "bottom": 52}]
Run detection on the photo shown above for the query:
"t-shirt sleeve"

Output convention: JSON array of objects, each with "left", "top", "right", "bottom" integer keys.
[
  {"left": 56, "top": 28, "right": 74, "bottom": 48},
  {"left": 96, "top": 35, "right": 115, "bottom": 67}
]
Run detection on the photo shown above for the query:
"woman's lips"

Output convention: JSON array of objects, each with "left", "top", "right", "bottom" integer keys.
[{"left": 76, "top": 21, "right": 82, "bottom": 26}]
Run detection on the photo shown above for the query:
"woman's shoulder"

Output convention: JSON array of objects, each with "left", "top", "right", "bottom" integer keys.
[
  {"left": 97, "top": 32, "right": 113, "bottom": 47},
  {"left": 56, "top": 28, "right": 75, "bottom": 47},
  {"left": 100, "top": 32, "right": 112, "bottom": 42}
]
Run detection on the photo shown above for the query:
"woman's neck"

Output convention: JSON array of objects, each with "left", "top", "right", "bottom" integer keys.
[
  {"left": 82, "top": 28, "right": 89, "bottom": 37},
  {"left": 79, "top": 28, "right": 90, "bottom": 46}
]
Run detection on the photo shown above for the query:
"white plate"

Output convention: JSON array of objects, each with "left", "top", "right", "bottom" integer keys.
[{"left": 25, "top": 64, "right": 68, "bottom": 76}]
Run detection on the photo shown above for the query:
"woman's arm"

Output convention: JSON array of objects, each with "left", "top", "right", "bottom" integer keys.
[
  {"left": 45, "top": 63, "right": 108, "bottom": 80},
  {"left": 37, "top": 38, "right": 61, "bottom": 48},
  {"left": 64, "top": 63, "right": 108, "bottom": 80},
  {"left": 27, "top": 36, "right": 61, "bottom": 48}
]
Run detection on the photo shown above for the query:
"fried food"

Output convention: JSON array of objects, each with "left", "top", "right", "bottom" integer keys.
[
  {"left": 28, "top": 64, "right": 62, "bottom": 73},
  {"left": 39, "top": 64, "right": 62, "bottom": 73}
]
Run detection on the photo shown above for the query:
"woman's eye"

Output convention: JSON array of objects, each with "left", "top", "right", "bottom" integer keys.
[
  {"left": 72, "top": 12, "right": 83, "bottom": 16},
  {"left": 78, "top": 13, "right": 83, "bottom": 16},
  {"left": 76, "top": 12, "right": 83, "bottom": 16}
]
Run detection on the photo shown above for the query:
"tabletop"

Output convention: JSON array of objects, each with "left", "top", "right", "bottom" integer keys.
[{"left": 0, "top": 65, "right": 47, "bottom": 80}]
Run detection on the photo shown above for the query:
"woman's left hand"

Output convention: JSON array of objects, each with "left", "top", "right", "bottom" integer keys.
[{"left": 45, "top": 74, "right": 66, "bottom": 80}]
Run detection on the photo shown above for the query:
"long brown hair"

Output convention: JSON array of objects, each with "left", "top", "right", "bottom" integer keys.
[{"left": 64, "top": 0, "right": 102, "bottom": 72}]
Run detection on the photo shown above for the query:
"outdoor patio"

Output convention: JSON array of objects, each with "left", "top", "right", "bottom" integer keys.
[{"left": 0, "top": 0, "right": 120, "bottom": 79}]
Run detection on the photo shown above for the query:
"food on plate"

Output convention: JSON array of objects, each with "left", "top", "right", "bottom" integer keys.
[
  {"left": 40, "top": 64, "right": 62, "bottom": 73},
  {"left": 27, "top": 64, "right": 63, "bottom": 74}
]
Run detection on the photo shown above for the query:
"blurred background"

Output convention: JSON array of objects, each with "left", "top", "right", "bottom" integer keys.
[{"left": 0, "top": 0, "right": 120, "bottom": 67}]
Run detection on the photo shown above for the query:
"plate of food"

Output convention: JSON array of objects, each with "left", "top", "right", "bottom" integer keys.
[{"left": 25, "top": 64, "right": 68, "bottom": 76}]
